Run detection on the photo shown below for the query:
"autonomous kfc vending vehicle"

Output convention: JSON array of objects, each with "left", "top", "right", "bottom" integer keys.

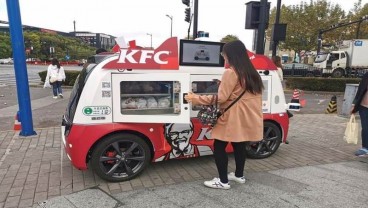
[{"left": 61, "top": 37, "right": 292, "bottom": 182}]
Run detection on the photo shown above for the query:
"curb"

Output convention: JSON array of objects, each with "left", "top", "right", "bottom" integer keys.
[{"left": 284, "top": 89, "right": 345, "bottom": 95}]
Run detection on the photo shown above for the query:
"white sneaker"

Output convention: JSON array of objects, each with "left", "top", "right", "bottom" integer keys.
[
  {"left": 203, "top": 177, "right": 230, "bottom": 190},
  {"left": 52, "top": 96, "right": 58, "bottom": 99},
  {"left": 228, "top": 172, "right": 246, "bottom": 184},
  {"left": 59, "top": 94, "right": 63, "bottom": 98}
]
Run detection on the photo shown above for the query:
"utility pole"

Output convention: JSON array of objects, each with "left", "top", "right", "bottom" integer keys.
[
  {"left": 271, "top": 0, "right": 281, "bottom": 57},
  {"left": 255, "top": 0, "right": 268, "bottom": 54},
  {"left": 6, "top": 0, "right": 36, "bottom": 136},
  {"left": 147, "top": 33, "right": 152, "bottom": 49},
  {"left": 166, "top": 14, "right": 173, "bottom": 37},
  {"left": 73, "top": 20, "right": 76, "bottom": 36},
  {"left": 188, "top": 14, "right": 194, "bottom": 39},
  {"left": 192, "top": 0, "right": 198, "bottom": 39}
]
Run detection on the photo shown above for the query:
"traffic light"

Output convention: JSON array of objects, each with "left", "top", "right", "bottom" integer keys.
[
  {"left": 245, "top": 1, "right": 270, "bottom": 29},
  {"left": 182, "top": 0, "right": 190, "bottom": 7},
  {"left": 185, "top": 7, "right": 191, "bottom": 23}
]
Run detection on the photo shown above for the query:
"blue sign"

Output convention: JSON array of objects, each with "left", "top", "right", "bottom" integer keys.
[
  {"left": 65, "top": 55, "right": 70, "bottom": 60},
  {"left": 354, "top": 40, "right": 363, "bottom": 46}
]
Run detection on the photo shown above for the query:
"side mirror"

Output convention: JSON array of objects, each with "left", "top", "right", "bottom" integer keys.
[{"left": 286, "top": 103, "right": 300, "bottom": 112}]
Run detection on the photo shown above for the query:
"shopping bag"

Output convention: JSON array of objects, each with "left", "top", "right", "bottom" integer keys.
[
  {"left": 344, "top": 114, "right": 360, "bottom": 144},
  {"left": 49, "top": 77, "right": 58, "bottom": 83}
]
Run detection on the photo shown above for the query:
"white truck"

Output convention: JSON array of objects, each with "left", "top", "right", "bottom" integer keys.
[{"left": 313, "top": 39, "right": 368, "bottom": 77}]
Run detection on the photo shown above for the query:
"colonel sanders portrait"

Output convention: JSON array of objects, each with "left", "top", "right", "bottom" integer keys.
[{"left": 154, "top": 122, "right": 212, "bottom": 161}]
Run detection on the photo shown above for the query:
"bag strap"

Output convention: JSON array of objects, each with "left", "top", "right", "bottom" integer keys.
[{"left": 221, "top": 90, "right": 246, "bottom": 115}]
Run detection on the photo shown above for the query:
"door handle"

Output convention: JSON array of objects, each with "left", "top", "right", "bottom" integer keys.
[{"left": 183, "top": 93, "right": 188, "bottom": 104}]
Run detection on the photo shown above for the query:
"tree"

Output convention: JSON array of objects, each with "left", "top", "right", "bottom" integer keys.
[
  {"left": 21, "top": 32, "right": 96, "bottom": 61},
  {"left": 220, "top": 35, "right": 239, "bottom": 43},
  {"left": 0, "top": 34, "right": 11, "bottom": 58},
  {"left": 266, "top": 0, "right": 352, "bottom": 54}
]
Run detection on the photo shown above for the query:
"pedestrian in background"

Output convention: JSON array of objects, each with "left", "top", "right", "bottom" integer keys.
[
  {"left": 272, "top": 55, "right": 293, "bottom": 118},
  {"left": 44, "top": 58, "right": 66, "bottom": 99},
  {"left": 351, "top": 72, "right": 368, "bottom": 156},
  {"left": 272, "top": 55, "right": 283, "bottom": 82},
  {"left": 185, "top": 40, "right": 264, "bottom": 190}
]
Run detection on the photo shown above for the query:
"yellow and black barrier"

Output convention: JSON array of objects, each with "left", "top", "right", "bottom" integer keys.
[{"left": 325, "top": 95, "right": 337, "bottom": 114}]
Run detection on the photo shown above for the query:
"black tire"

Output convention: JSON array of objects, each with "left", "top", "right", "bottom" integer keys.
[
  {"left": 332, "top": 68, "right": 344, "bottom": 78},
  {"left": 245, "top": 122, "right": 282, "bottom": 159},
  {"left": 90, "top": 133, "right": 151, "bottom": 182},
  {"left": 194, "top": 56, "right": 199, "bottom": 60},
  {"left": 305, "top": 72, "right": 314, "bottom": 77}
]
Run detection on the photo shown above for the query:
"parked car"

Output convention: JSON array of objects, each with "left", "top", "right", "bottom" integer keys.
[
  {"left": 77, "top": 59, "right": 87, "bottom": 66},
  {"left": 0, "top": 58, "right": 13, "bottom": 64},
  {"left": 282, "top": 63, "right": 321, "bottom": 77}
]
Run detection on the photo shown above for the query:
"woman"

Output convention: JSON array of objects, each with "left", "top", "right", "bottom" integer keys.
[
  {"left": 185, "top": 40, "right": 264, "bottom": 189},
  {"left": 351, "top": 72, "right": 368, "bottom": 156},
  {"left": 44, "top": 58, "right": 66, "bottom": 99},
  {"left": 272, "top": 55, "right": 283, "bottom": 82}
]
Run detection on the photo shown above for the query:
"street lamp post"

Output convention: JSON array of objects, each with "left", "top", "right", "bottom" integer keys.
[
  {"left": 166, "top": 14, "right": 173, "bottom": 37},
  {"left": 147, "top": 33, "right": 152, "bottom": 49}
]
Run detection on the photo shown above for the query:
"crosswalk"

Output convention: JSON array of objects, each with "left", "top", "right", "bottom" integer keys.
[{"left": 0, "top": 73, "right": 42, "bottom": 87}]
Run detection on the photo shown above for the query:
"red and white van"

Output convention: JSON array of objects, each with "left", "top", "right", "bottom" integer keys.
[{"left": 61, "top": 37, "right": 294, "bottom": 182}]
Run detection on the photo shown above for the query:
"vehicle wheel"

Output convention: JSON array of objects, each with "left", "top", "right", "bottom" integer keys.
[
  {"left": 90, "top": 133, "right": 151, "bottom": 182},
  {"left": 332, "top": 68, "right": 344, "bottom": 78},
  {"left": 245, "top": 122, "right": 282, "bottom": 159},
  {"left": 205, "top": 57, "right": 210, "bottom": 61},
  {"left": 305, "top": 72, "right": 314, "bottom": 77},
  {"left": 194, "top": 56, "right": 199, "bottom": 60}
]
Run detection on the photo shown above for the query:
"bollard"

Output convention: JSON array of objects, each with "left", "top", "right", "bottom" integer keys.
[{"left": 325, "top": 95, "right": 337, "bottom": 114}]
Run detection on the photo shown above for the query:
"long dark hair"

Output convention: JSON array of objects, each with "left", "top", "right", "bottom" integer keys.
[
  {"left": 222, "top": 40, "right": 264, "bottom": 94},
  {"left": 51, "top": 58, "right": 60, "bottom": 69},
  {"left": 272, "top": 55, "right": 283, "bottom": 69}
]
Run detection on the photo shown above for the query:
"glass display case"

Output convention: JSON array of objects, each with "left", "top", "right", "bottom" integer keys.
[
  {"left": 120, "top": 81, "right": 181, "bottom": 115},
  {"left": 112, "top": 73, "right": 190, "bottom": 124}
]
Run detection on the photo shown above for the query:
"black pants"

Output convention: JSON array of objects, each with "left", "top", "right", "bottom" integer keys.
[{"left": 213, "top": 139, "right": 246, "bottom": 183}]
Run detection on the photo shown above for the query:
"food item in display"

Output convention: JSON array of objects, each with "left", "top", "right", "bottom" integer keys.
[
  {"left": 136, "top": 98, "right": 148, "bottom": 109},
  {"left": 158, "top": 97, "right": 171, "bottom": 108},
  {"left": 147, "top": 97, "right": 158, "bottom": 108},
  {"left": 122, "top": 98, "right": 137, "bottom": 109}
]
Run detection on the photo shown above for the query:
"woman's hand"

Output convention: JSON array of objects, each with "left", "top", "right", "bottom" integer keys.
[
  {"left": 184, "top": 92, "right": 195, "bottom": 103},
  {"left": 350, "top": 105, "right": 355, "bottom": 114}
]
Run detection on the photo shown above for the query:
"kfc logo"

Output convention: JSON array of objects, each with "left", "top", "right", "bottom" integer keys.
[
  {"left": 103, "top": 37, "right": 179, "bottom": 70},
  {"left": 117, "top": 49, "right": 170, "bottom": 64}
]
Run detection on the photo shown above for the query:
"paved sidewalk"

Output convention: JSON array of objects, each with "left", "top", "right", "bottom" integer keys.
[
  {"left": 39, "top": 160, "right": 368, "bottom": 208},
  {"left": 0, "top": 114, "right": 364, "bottom": 208}
]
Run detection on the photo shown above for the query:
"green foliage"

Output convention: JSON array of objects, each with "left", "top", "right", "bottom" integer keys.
[
  {"left": 0, "top": 34, "right": 11, "bottom": 58},
  {"left": 38, "top": 70, "right": 80, "bottom": 86},
  {"left": 285, "top": 77, "right": 361, "bottom": 92},
  {"left": 267, "top": 0, "right": 368, "bottom": 53},
  {"left": 220, "top": 35, "right": 239, "bottom": 43},
  {"left": 2, "top": 31, "right": 96, "bottom": 60}
]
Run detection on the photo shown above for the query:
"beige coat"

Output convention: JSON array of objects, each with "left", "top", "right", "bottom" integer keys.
[{"left": 192, "top": 68, "right": 263, "bottom": 142}]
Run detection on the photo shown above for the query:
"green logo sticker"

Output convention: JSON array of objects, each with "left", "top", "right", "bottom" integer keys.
[
  {"left": 83, "top": 106, "right": 111, "bottom": 116},
  {"left": 84, "top": 107, "right": 93, "bottom": 115}
]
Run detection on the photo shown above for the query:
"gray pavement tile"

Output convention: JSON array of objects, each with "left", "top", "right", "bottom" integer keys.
[
  {"left": 35, "top": 188, "right": 121, "bottom": 208},
  {"left": 113, "top": 161, "right": 368, "bottom": 208}
]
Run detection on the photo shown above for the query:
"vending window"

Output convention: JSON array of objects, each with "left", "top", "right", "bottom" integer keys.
[
  {"left": 120, "top": 81, "right": 181, "bottom": 115},
  {"left": 191, "top": 81, "right": 218, "bottom": 110}
]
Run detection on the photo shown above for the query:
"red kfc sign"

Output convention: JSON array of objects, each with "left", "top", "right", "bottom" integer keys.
[{"left": 103, "top": 37, "right": 179, "bottom": 70}]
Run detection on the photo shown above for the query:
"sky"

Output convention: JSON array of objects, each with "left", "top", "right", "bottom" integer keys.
[{"left": 0, "top": 0, "right": 367, "bottom": 50}]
